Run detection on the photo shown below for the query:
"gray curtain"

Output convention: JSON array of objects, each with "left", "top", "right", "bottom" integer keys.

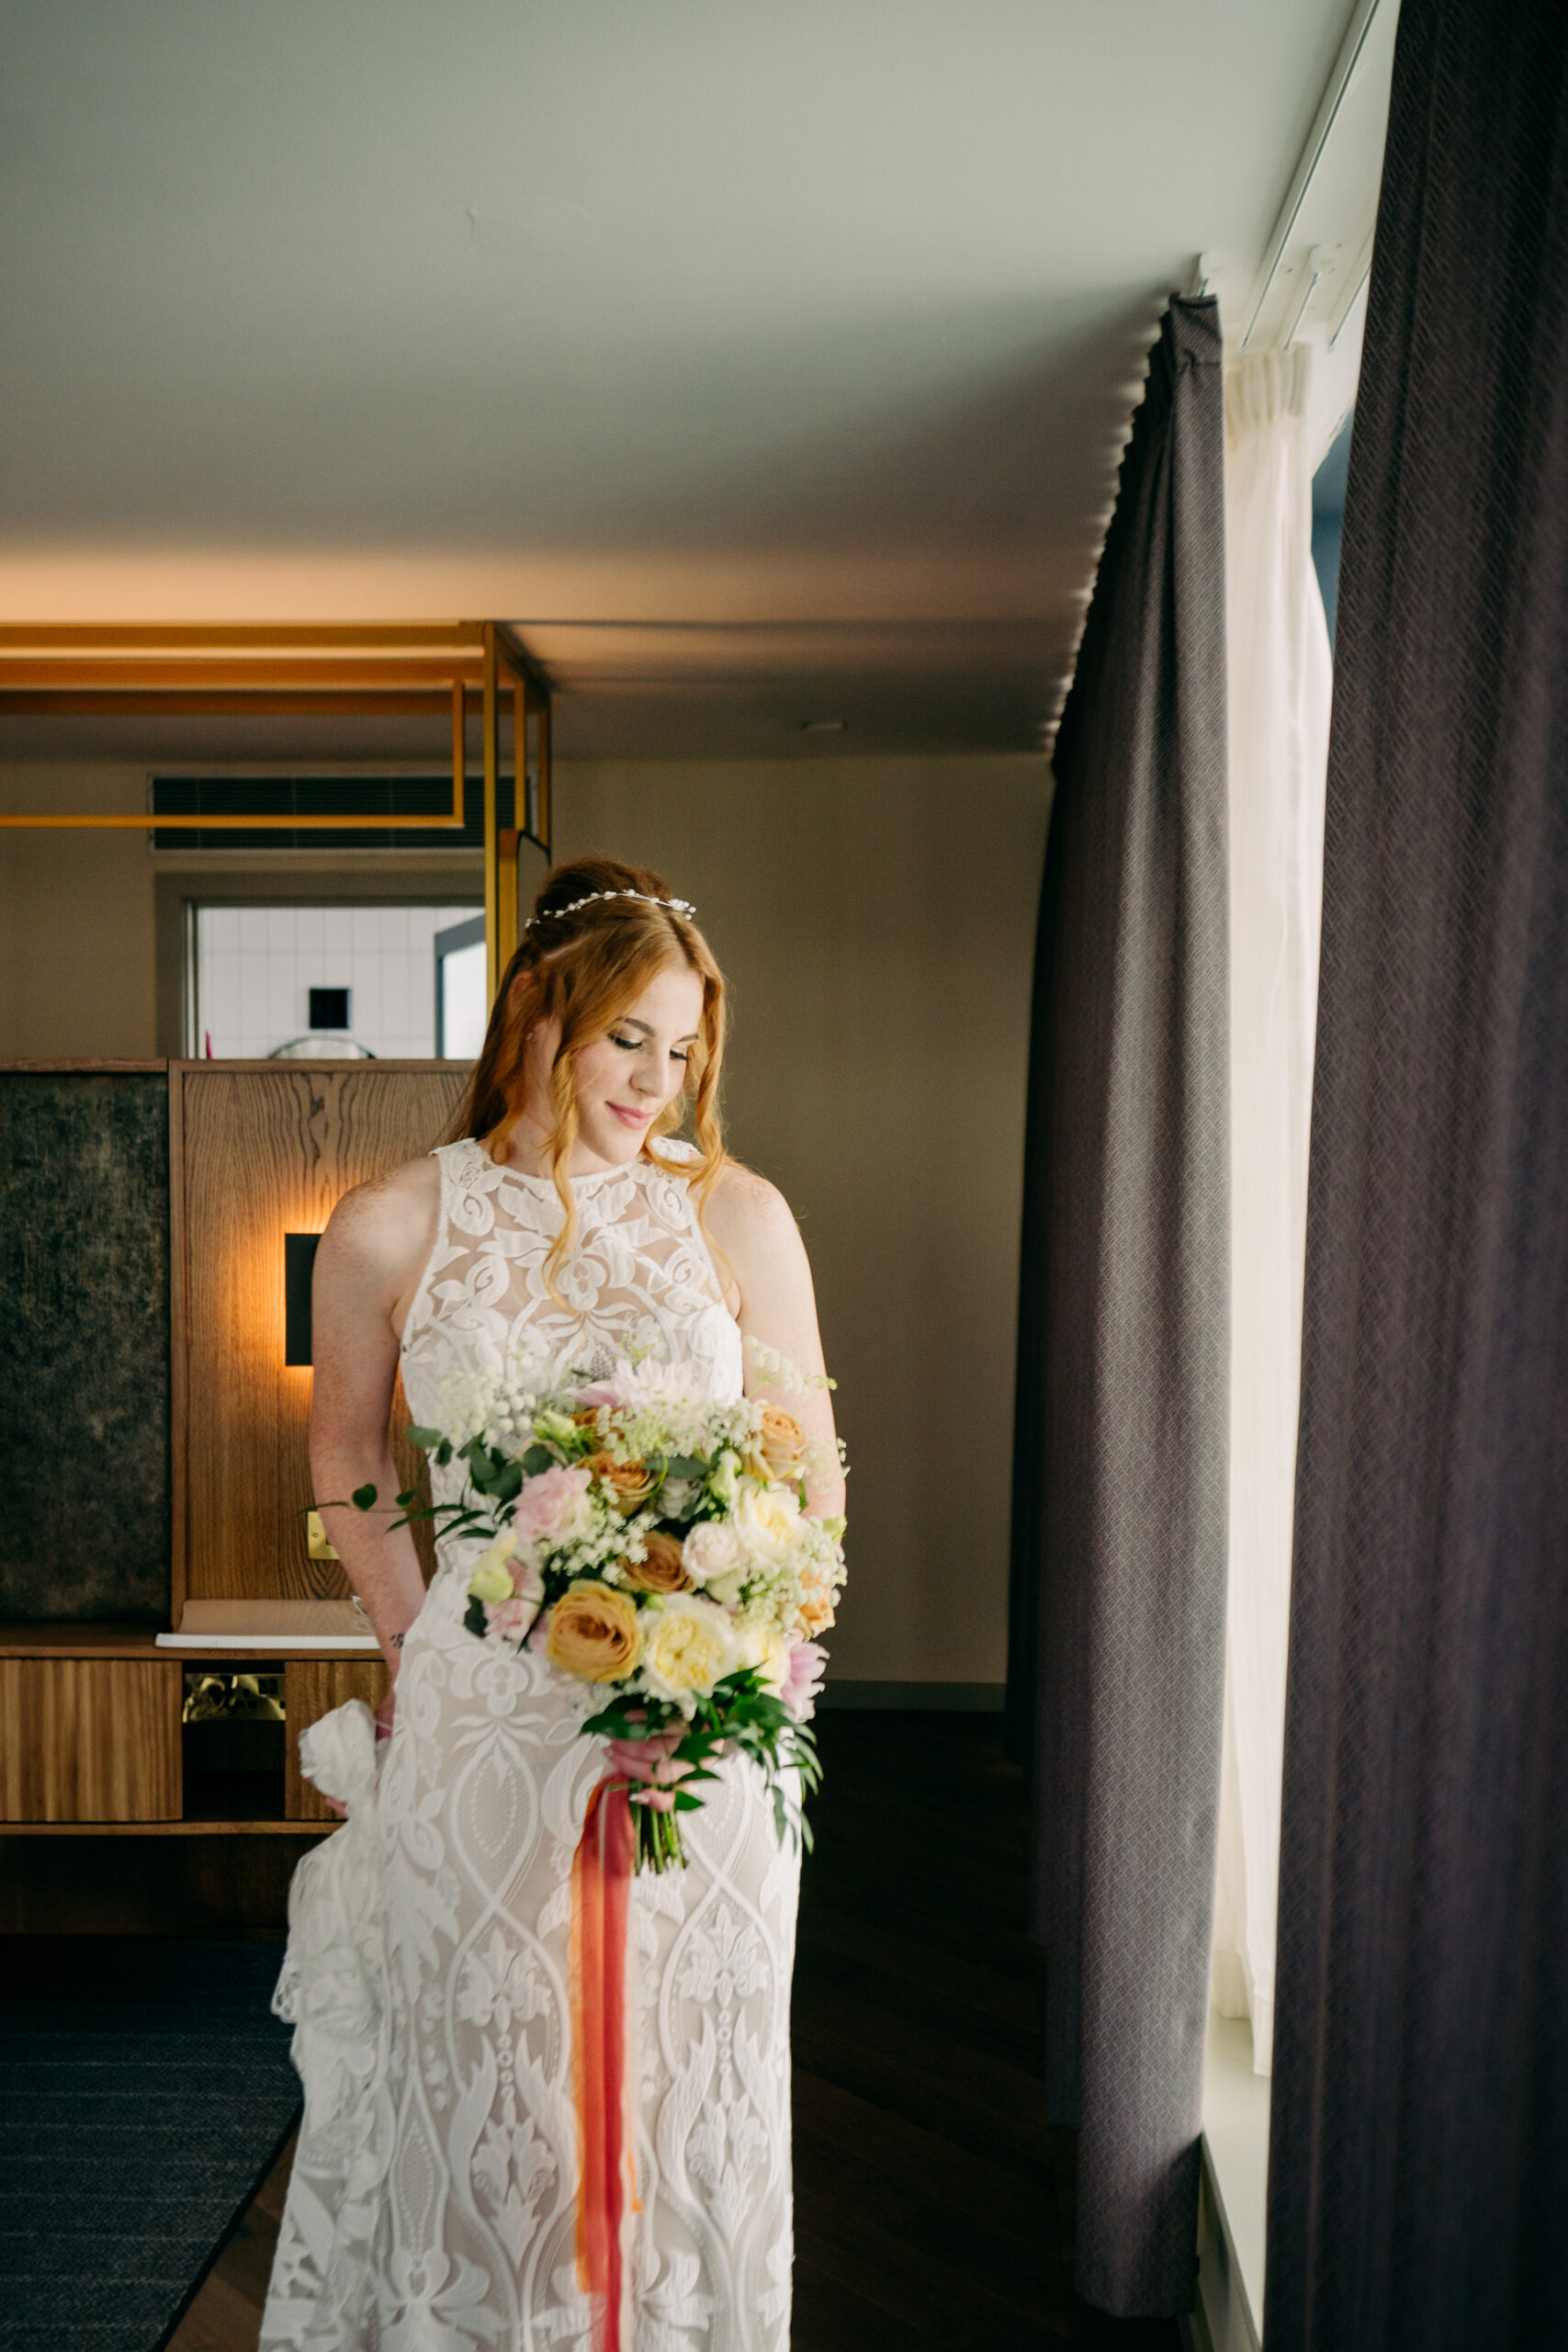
[
  {"left": 1265, "top": 5, "right": 1568, "bottom": 2346},
  {"left": 1007, "top": 295, "right": 1229, "bottom": 2316}
]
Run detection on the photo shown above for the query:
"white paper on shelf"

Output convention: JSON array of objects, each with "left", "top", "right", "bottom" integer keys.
[
  {"left": 155, "top": 1630, "right": 379, "bottom": 1649},
  {"left": 155, "top": 1599, "right": 377, "bottom": 1650}
]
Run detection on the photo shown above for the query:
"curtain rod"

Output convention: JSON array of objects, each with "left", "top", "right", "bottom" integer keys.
[{"left": 1240, "top": 0, "right": 1388, "bottom": 355}]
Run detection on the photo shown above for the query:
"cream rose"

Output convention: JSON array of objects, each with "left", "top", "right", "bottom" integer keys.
[
  {"left": 733, "top": 1481, "right": 802, "bottom": 1568},
  {"left": 733, "top": 1619, "right": 790, "bottom": 1691},
  {"left": 545, "top": 1581, "right": 643, "bottom": 1682},
  {"left": 638, "top": 1595, "right": 737, "bottom": 1705},
  {"left": 682, "top": 1520, "right": 741, "bottom": 1587}
]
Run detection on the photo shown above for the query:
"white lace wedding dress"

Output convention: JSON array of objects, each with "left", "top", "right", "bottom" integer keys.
[{"left": 260, "top": 1137, "right": 799, "bottom": 2351}]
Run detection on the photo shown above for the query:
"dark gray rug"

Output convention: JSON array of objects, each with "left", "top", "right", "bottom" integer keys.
[{"left": 0, "top": 1937, "right": 300, "bottom": 2352}]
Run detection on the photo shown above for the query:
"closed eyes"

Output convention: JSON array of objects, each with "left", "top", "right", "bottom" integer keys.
[{"left": 610, "top": 1032, "right": 690, "bottom": 1064}]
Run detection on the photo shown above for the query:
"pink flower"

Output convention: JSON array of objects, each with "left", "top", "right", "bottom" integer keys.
[
  {"left": 780, "top": 1638, "right": 829, "bottom": 1723},
  {"left": 485, "top": 1595, "right": 536, "bottom": 1640},
  {"left": 512, "top": 1464, "right": 592, "bottom": 1546}
]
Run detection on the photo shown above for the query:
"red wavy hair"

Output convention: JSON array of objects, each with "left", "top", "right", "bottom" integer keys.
[{"left": 444, "top": 856, "right": 728, "bottom": 1295}]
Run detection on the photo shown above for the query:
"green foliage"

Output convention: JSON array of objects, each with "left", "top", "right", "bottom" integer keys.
[{"left": 582, "top": 1667, "right": 822, "bottom": 1863}]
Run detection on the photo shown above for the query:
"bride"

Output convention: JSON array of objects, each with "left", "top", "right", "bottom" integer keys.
[{"left": 260, "top": 857, "right": 843, "bottom": 2352}]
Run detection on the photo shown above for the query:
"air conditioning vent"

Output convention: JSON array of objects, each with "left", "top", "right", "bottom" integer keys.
[{"left": 151, "top": 773, "right": 525, "bottom": 851}]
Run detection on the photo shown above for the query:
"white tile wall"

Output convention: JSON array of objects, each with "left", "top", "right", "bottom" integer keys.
[{"left": 196, "top": 903, "right": 480, "bottom": 1058}]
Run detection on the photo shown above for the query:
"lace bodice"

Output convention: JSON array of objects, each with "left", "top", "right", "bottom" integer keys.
[{"left": 400, "top": 1137, "right": 745, "bottom": 1472}]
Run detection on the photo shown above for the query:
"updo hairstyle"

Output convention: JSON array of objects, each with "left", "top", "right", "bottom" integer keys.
[{"left": 445, "top": 856, "right": 728, "bottom": 1285}]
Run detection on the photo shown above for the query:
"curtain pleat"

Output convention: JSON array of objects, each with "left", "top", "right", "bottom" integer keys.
[
  {"left": 1266, "top": 3, "right": 1568, "bottom": 2345},
  {"left": 1007, "top": 295, "right": 1229, "bottom": 2317}
]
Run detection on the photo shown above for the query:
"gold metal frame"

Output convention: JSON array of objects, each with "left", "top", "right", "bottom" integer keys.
[{"left": 0, "top": 620, "right": 553, "bottom": 999}]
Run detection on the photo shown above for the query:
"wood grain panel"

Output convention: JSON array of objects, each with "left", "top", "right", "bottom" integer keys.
[
  {"left": 0, "top": 1658, "right": 182, "bottom": 1820},
  {"left": 284, "top": 1657, "right": 391, "bottom": 1819},
  {"left": 179, "top": 1064, "right": 465, "bottom": 1604}
]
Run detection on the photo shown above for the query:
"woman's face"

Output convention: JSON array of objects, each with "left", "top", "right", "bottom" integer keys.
[{"left": 522, "top": 959, "right": 705, "bottom": 1170}]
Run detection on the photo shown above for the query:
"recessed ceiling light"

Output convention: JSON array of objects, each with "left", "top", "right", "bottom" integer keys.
[{"left": 801, "top": 718, "right": 845, "bottom": 733}]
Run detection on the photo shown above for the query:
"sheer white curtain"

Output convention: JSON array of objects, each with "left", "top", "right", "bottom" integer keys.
[{"left": 1211, "top": 345, "right": 1333, "bottom": 2074}]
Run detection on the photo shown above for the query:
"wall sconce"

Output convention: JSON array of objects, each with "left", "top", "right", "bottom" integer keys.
[{"left": 284, "top": 1232, "right": 321, "bottom": 1366}]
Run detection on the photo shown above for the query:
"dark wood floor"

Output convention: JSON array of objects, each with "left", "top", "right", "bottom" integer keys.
[{"left": 170, "top": 1713, "right": 1179, "bottom": 2349}]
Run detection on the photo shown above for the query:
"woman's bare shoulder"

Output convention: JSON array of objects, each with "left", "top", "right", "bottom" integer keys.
[
  {"left": 705, "top": 1161, "right": 807, "bottom": 1273},
  {"left": 706, "top": 1160, "right": 797, "bottom": 1236},
  {"left": 321, "top": 1153, "right": 442, "bottom": 1283}
]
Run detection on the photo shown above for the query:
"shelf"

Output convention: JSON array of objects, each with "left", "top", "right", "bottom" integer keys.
[
  {"left": 0, "top": 1623, "right": 372, "bottom": 1662},
  {"left": 0, "top": 1817, "right": 338, "bottom": 1836}
]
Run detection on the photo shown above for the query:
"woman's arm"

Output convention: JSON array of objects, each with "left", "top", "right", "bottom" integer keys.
[
  {"left": 309, "top": 1159, "right": 440, "bottom": 1681},
  {"left": 705, "top": 1165, "right": 846, "bottom": 1520}
]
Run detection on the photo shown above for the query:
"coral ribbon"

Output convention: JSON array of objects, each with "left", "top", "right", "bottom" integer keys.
[{"left": 570, "top": 1775, "right": 636, "bottom": 2352}]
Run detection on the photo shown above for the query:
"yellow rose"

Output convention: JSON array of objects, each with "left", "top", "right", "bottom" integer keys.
[
  {"left": 639, "top": 1595, "right": 736, "bottom": 1704},
  {"left": 620, "top": 1532, "right": 692, "bottom": 1596},
  {"left": 746, "top": 1406, "right": 808, "bottom": 1484},
  {"left": 545, "top": 1582, "right": 643, "bottom": 1682},
  {"left": 582, "top": 1451, "right": 660, "bottom": 1514},
  {"left": 733, "top": 1481, "right": 802, "bottom": 1567}
]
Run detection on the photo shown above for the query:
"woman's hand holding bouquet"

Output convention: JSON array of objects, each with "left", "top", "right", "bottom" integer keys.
[{"left": 348, "top": 1351, "right": 846, "bottom": 1870}]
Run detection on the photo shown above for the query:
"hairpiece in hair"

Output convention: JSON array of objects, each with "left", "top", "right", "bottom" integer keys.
[{"left": 525, "top": 888, "right": 696, "bottom": 930}]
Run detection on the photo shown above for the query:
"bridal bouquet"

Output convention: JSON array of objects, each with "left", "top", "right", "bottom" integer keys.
[{"left": 368, "top": 1351, "right": 846, "bottom": 1871}]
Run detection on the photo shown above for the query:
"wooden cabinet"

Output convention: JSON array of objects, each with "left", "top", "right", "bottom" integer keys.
[
  {"left": 0, "top": 1061, "right": 454, "bottom": 1925},
  {"left": 0, "top": 1656, "right": 182, "bottom": 1822},
  {"left": 285, "top": 1657, "right": 392, "bottom": 1820},
  {"left": 0, "top": 1630, "right": 388, "bottom": 1838}
]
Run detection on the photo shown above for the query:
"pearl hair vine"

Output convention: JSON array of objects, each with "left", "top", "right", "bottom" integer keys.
[{"left": 524, "top": 888, "right": 696, "bottom": 929}]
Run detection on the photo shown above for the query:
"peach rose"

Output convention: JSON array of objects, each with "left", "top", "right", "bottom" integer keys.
[
  {"left": 620, "top": 1532, "right": 692, "bottom": 1596},
  {"left": 748, "top": 1405, "right": 808, "bottom": 1484},
  {"left": 545, "top": 1582, "right": 643, "bottom": 1682},
  {"left": 795, "top": 1562, "right": 837, "bottom": 1637},
  {"left": 582, "top": 1451, "right": 660, "bottom": 1514}
]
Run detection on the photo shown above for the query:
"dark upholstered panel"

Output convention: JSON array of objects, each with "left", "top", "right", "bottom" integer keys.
[{"left": 0, "top": 1073, "right": 171, "bottom": 1622}]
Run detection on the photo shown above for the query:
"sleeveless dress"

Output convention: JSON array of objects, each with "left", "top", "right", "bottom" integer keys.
[{"left": 260, "top": 1137, "right": 800, "bottom": 2352}]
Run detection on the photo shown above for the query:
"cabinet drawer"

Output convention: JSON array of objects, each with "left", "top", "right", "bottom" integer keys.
[
  {"left": 0, "top": 1658, "right": 182, "bottom": 1821},
  {"left": 285, "top": 1658, "right": 390, "bottom": 1820}
]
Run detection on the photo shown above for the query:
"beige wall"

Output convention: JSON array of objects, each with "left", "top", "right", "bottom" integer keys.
[
  {"left": 554, "top": 757, "right": 1050, "bottom": 1684},
  {"left": 0, "top": 751, "right": 1051, "bottom": 1682},
  {"left": 0, "top": 764, "right": 158, "bottom": 1059}
]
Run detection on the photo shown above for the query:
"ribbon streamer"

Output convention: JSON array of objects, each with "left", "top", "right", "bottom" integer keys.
[{"left": 570, "top": 1776, "right": 637, "bottom": 2352}]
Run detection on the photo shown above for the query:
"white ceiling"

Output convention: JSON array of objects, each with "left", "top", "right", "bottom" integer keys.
[{"left": 0, "top": 0, "right": 1362, "bottom": 757}]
